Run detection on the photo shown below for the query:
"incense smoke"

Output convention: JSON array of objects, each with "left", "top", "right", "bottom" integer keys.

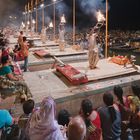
[
  {"left": 0, "top": 0, "right": 24, "bottom": 27},
  {"left": 79, "top": 0, "right": 106, "bottom": 20}
]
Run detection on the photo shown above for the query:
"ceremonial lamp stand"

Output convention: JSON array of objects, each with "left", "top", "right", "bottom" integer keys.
[
  {"left": 41, "top": 22, "right": 53, "bottom": 44},
  {"left": 59, "top": 14, "right": 66, "bottom": 51}
]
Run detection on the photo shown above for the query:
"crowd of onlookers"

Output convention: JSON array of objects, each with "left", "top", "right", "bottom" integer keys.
[
  {"left": 64, "top": 29, "right": 140, "bottom": 48},
  {"left": 0, "top": 27, "right": 140, "bottom": 140},
  {"left": 0, "top": 85, "right": 140, "bottom": 140}
]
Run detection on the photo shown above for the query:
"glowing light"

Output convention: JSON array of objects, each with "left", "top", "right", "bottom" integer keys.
[
  {"left": 22, "top": 22, "right": 25, "bottom": 27},
  {"left": 23, "top": 12, "right": 26, "bottom": 15},
  {"left": 60, "top": 14, "right": 66, "bottom": 24},
  {"left": 49, "top": 22, "right": 53, "bottom": 28},
  {"left": 32, "top": 19, "right": 36, "bottom": 24},
  {"left": 9, "top": 16, "right": 12, "bottom": 19},
  {"left": 40, "top": 4, "right": 44, "bottom": 8},
  {"left": 96, "top": 11, "right": 105, "bottom": 22},
  {"left": 29, "top": 10, "right": 31, "bottom": 13},
  {"left": 53, "top": 0, "right": 56, "bottom": 2},
  {"left": 27, "top": 21, "right": 30, "bottom": 25}
]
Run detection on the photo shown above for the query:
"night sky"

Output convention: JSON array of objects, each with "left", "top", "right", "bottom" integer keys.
[
  {"left": 0, "top": 0, "right": 140, "bottom": 30},
  {"left": 109, "top": 0, "right": 140, "bottom": 30}
]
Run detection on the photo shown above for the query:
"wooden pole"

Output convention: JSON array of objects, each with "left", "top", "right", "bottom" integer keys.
[
  {"left": 53, "top": 1, "right": 56, "bottom": 40},
  {"left": 28, "top": 2, "right": 30, "bottom": 22},
  {"left": 105, "top": 0, "right": 108, "bottom": 58},
  {"left": 31, "top": 0, "right": 33, "bottom": 27},
  {"left": 73, "top": 0, "right": 75, "bottom": 46},
  {"left": 36, "top": 0, "right": 38, "bottom": 32},
  {"left": 41, "top": 0, "right": 44, "bottom": 29},
  {"left": 25, "top": 5, "right": 27, "bottom": 24}
]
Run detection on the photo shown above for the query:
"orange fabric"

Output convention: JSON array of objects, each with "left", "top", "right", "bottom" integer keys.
[
  {"left": 111, "top": 56, "right": 129, "bottom": 65},
  {"left": 20, "top": 42, "right": 29, "bottom": 57}
]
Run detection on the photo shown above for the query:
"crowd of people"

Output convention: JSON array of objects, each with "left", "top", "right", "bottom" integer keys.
[
  {"left": 0, "top": 27, "right": 140, "bottom": 140},
  {"left": 0, "top": 30, "right": 32, "bottom": 102},
  {"left": 65, "top": 29, "right": 140, "bottom": 48},
  {"left": 0, "top": 85, "right": 140, "bottom": 140}
]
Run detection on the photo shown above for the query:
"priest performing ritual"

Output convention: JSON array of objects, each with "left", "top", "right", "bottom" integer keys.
[{"left": 88, "top": 11, "right": 105, "bottom": 69}]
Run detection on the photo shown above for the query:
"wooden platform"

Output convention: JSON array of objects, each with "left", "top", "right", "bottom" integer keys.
[
  {"left": 30, "top": 46, "right": 87, "bottom": 56},
  {"left": 18, "top": 47, "right": 88, "bottom": 67},
  {"left": 33, "top": 40, "right": 59, "bottom": 47},
  {"left": 47, "top": 47, "right": 87, "bottom": 57},
  {"left": 68, "top": 59, "right": 139, "bottom": 81}
]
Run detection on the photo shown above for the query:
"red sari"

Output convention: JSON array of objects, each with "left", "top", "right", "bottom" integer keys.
[{"left": 87, "top": 111, "right": 102, "bottom": 140}]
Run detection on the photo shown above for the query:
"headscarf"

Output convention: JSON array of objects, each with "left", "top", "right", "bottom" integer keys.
[{"left": 26, "top": 97, "right": 65, "bottom": 140}]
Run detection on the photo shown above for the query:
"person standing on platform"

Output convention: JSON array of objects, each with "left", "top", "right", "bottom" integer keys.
[
  {"left": 59, "top": 24, "right": 65, "bottom": 51},
  {"left": 41, "top": 27, "right": 47, "bottom": 44},
  {"left": 20, "top": 36, "right": 29, "bottom": 72},
  {"left": 88, "top": 32, "right": 99, "bottom": 69},
  {"left": 18, "top": 31, "right": 23, "bottom": 48}
]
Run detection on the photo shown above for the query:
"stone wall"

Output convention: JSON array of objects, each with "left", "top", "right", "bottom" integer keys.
[{"left": 56, "top": 81, "right": 139, "bottom": 116}]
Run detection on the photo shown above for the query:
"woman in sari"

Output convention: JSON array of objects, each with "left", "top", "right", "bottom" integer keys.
[
  {"left": 0, "top": 55, "right": 32, "bottom": 101},
  {"left": 26, "top": 97, "right": 65, "bottom": 140},
  {"left": 80, "top": 99, "right": 102, "bottom": 140}
]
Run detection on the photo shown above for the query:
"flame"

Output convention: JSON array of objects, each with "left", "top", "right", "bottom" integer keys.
[
  {"left": 96, "top": 11, "right": 105, "bottom": 22},
  {"left": 27, "top": 21, "right": 30, "bottom": 25},
  {"left": 22, "top": 22, "right": 25, "bottom": 27},
  {"left": 61, "top": 14, "right": 66, "bottom": 24},
  {"left": 49, "top": 22, "right": 53, "bottom": 28},
  {"left": 32, "top": 19, "right": 36, "bottom": 24},
  {"left": 9, "top": 16, "right": 12, "bottom": 19}
]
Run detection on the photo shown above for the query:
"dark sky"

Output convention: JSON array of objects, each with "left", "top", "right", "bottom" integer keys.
[
  {"left": 109, "top": 0, "right": 140, "bottom": 30},
  {"left": 0, "top": 0, "right": 140, "bottom": 30}
]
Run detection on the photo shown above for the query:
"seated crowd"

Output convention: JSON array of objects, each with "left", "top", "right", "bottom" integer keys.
[
  {"left": 0, "top": 31, "right": 32, "bottom": 102},
  {"left": 0, "top": 29, "right": 140, "bottom": 140},
  {"left": 0, "top": 85, "right": 140, "bottom": 140}
]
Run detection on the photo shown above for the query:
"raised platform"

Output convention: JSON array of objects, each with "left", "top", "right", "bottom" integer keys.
[
  {"left": 33, "top": 40, "right": 59, "bottom": 47},
  {"left": 68, "top": 59, "right": 139, "bottom": 81},
  {"left": 18, "top": 47, "right": 88, "bottom": 67},
  {"left": 23, "top": 59, "right": 140, "bottom": 114}
]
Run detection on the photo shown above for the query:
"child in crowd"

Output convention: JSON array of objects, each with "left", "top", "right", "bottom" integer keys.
[
  {"left": 57, "top": 109, "right": 71, "bottom": 139},
  {"left": 18, "top": 99, "right": 35, "bottom": 129}
]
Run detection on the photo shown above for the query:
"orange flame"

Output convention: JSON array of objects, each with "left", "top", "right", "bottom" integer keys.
[
  {"left": 96, "top": 11, "right": 105, "bottom": 22},
  {"left": 61, "top": 14, "right": 66, "bottom": 24},
  {"left": 49, "top": 22, "right": 53, "bottom": 28}
]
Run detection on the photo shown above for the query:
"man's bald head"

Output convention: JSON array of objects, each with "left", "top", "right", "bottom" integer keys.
[{"left": 68, "top": 116, "right": 86, "bottom": 140}]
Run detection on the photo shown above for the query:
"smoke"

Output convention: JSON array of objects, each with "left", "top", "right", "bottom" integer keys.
[
  {"left": 0, "top": 0, "right": 108, "bottom": 31},
  {"left": 56, "top": 2, "right": 70, "bottom": 17},
  {"left": 0, "top": 0, "right": 24, "bottom": 27},
  {"left": 78, "top": 0, "right": 106, "bottom": 20}
]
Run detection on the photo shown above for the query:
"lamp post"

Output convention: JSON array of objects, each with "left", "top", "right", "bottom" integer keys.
[
  {"left": 23, "top": 12, "right": 26, "bottom": 25},
  {"left": 73, "top": 0, "right": 76, "bottom": 46},
  {"left": 59, "top": 14, "right": 66, "bottom": 51},
  {"left": 35, "top": 0, "right": 38, "bottom": 33},
  {"left": 32, "top": 19, "right": 36, "bottom": 33},
  {"left": 40, "top": 0, "right": 44, "bottom": 29},
  {"left": 27, "top": 2, "right": 30, "bottom": 24},
  {"left": 53, "top": 0, "right": 56, "bottom": 41},
  {"left": 30, "top": 0, "right": 33, "bottom": 30},
  {"left": 105, "top": 0, "right": 108, "bottom": 58}
]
